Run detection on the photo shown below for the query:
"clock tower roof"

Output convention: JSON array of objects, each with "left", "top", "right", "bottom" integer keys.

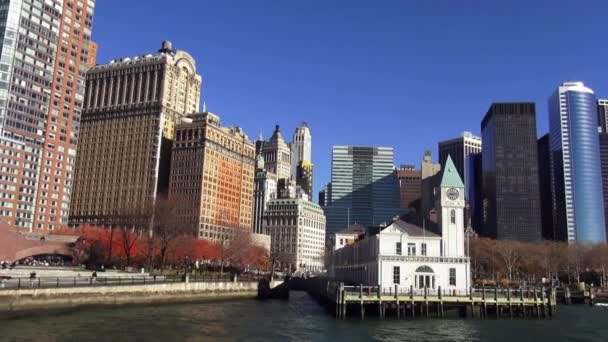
[{"left": 441, "top": 155, "right": 464, "bottom": 188}]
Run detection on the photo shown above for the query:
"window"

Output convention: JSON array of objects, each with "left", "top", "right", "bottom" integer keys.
[
  {"left": 393, "top": 266, "right": 400, "bottom": 284},
  {"left": 450, "top": 209, "right": 456, "bottom": 224},
  {"left": 396, "top": 242, "right": 402, "bottom": 255},
  {"left": 407, "top": 243, "right": 416, "bottom": 256},
  {"left": 421, "top": 243, "right": 427, "bottom": 256},
  {"left": 449, "top": 268, "right": 456, "bottom": 286}
]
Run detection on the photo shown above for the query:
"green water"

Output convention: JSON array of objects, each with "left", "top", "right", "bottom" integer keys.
[{"left": 1, "top": 292, "right": 606, "bottom": 341}]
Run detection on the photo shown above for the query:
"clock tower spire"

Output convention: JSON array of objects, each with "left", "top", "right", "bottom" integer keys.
[{"left": 438, "top": 155, "right": 465, "bottom": 258}]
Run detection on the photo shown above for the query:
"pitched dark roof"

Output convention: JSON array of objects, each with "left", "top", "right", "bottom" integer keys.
[
  {"left": 336, "top": 224, "right": 367, "bottom": 235},
  {"left": 389, "top": 219, "right": 440, "bottom": 237}
]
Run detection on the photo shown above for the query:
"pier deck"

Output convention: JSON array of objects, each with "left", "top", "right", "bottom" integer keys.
[{"left": 329, "top": 283, "right": 556, "bottom": 319}]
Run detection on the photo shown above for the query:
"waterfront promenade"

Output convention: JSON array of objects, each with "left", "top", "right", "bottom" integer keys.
[{"left": 0, "top": 267, "right": 279, "bottom": 313}]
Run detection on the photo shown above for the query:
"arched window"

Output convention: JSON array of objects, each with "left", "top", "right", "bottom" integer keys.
[{"left": 450, "top": 209, "right": 456, "bottom": 224}]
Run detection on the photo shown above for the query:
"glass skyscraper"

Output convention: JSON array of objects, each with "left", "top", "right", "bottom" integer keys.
[
  {"left": 549, "top": 81, "right": 606, "bottom": 243},
  {"left": 324, "top": 146, "right": 403, "bottom": 235}
]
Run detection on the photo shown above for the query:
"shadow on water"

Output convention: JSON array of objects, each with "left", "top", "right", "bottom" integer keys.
[{"left": 1, "top": 292, "right": 607, "bottom": 342}]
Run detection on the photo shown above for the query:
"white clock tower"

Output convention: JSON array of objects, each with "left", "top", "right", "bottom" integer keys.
[{"left": 438, "top": 155, "right": 465, "bottom": 258}]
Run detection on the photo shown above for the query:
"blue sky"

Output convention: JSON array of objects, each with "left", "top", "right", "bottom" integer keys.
[{"left": 93, "top": 0, "right": 608, "bottom": 198}]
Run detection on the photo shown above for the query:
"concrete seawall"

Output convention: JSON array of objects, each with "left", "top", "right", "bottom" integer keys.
[{"left": 0, "top": 281, "right": 282, "bottom": 313}]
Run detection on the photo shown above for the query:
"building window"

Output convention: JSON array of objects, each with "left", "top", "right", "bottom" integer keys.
[
  {"left": 396, "top": 242, "right": 402, "bottom": 255},
  {"left": 449, "top": 268, "right": 456, "bottom": 286},
  {"left": 421, "top": 243, "right": 427, "bottom": 256},
  {"left": 393, "top": 266, "right": 400, "bottom": 284},
  {"left": 339, "top": 238, "right": 343, "bottom": 245},
  {"left": 450, "top": 209, "right": 456, "bottom": 224},
  {"left": 407, "top": 243, "right": 416, "bottom": 256}
]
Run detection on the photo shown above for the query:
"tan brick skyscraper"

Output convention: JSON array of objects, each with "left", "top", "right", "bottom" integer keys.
[
  {"left": 169, "top": 112, "right": 255, "bottom": 241},
  {"left": 69, "top": 41, "right": 201, "bottom": 226}
]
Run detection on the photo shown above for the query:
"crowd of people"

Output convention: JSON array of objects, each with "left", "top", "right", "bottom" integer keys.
[{"left": 1, "top": 255, "right": 71, "bottom": 269}]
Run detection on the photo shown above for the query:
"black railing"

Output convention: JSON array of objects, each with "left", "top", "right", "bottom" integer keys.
[{"left": 0, "top": 273, "right": 264, "bottom": 290}]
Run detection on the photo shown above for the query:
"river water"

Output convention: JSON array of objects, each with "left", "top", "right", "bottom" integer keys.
[{"left": 1, "top": 292, "right": 607, "bottom": 341}]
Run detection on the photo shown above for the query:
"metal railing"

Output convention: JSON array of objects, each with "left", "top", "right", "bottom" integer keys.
[
  {"left": 0, "top": 273, "right": 264, "bottom": 290},
  {"left": 340, "top": 284, "right": 547, "bottom": 300}
]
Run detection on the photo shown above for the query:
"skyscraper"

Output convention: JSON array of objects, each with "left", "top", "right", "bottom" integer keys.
[
  {"left": 465, "top": 152, "right": 482, "bottom": 232},
  {"left": 324, "top": 146, "right": 403, "bottom": 235},
  {"left": 395, "top": 165, "right": 421, "bottom": 210},
  {"left": 438, "top": 132, "right": 482, "bottom": 187},
  {"left": 481, "top": 102, "right": 542, "bottom": 241},
  {"left": 598, "top": 99, "right": 608, "bottom": 133},
  {"left": 599, "top": 133, "right": 608, "bottom": 240},
  {"left": 258, "top": 125, "right": 291, "bottom": 182},
  {"left": 252, "top": 154, "right": 277, "bottom": 235},
  {"left": 549, "top": 81, "right": 606, "bottom": 243},
  {"left": 420, "top": 150, "right": 441, "bottom": 220},
  {"left": 295, "top": 160, "right": 313, "bottom": 196},
  {"left": 537, "top": 134, "right": 554, "bottom": 240},
  {"left": 0, "top": 0, "right": 97, "bottom": 231},
  {"left": 291, "top": 123, "right": 312, "bottom": 180},
  {"left": 70, "top": 41, "right": 202, "bottom": 226},
  {"left": 168, "top": 112, "right": 255, "bottom": 241}
]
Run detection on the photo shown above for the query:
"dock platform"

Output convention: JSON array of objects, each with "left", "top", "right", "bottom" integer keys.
[{"left": 327, "top": 282, "right": 556, "bottom": 319}]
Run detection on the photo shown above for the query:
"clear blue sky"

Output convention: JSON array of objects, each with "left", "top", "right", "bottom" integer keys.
[{"left": 93, "top": 0, "right": 608, "bottom": 198}]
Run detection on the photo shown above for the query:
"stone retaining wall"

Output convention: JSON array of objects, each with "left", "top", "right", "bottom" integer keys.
[{"left": 0, "top": 280, "right": 282, "bottom": 313}]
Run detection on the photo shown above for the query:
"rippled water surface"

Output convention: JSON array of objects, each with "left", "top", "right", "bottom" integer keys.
[{"left": 1, "top": 292, "right": 607, "bottom": 341}]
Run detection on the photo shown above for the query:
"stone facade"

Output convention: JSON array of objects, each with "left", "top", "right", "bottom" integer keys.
[
  {"left": 264, "top": 196, "right": 326, "bottom": 272},
  {"left": 69, "top": 41, "right": 201, "bottom": 226},
  {"left": 168, "top": 112, "right": 255, "bottom": 241}
]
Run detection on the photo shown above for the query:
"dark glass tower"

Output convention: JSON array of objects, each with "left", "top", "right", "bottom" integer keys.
[
  {"left": 481, "top": 103, "right": 542, "bottom": 241},
  {"left": 537, "top": 134, "right": 554, "bottom": 240},
  {"left": 549, "top": 82, "right": 606, "bottom": 243}
]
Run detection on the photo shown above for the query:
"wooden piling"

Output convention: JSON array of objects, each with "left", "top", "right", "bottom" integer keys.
[
  {"left": 395, "top": 284, "right": 400, "bottom": 319},
  {"left": 410, "top": 285, "right": 415, "bottom": 318},
  {"left": 494, "top": 287, "right": 499, "bottom": 318},
  {"left": 519, "top": 287, "right": 525, "bottom": 317},
  {"left": 482, "top": 285, "right": 487, "bottom": 318},
  {"left": 377, "top": 285, "right": 383, "bottom": 319},
  {"left": 507, "top": 287, "right": 513, "bottom": 318},
  {"left": 438, "top": 286, "right": 444, "bottom": 317}
]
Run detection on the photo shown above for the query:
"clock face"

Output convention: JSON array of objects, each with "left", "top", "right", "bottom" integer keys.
[{"left": 446, "top": 188, "right": 459, "bottom": 201}]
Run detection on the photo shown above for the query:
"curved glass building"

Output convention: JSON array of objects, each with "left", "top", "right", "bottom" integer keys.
[{"left": 549, "top": 81, "right": 607, "bottom": 243}]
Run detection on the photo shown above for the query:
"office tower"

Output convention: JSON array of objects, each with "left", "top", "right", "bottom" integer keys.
[
  {"left": 0, "top": 0, "right": 97, "bottom": 231},
  {"left": 259, "top": 125, "right": 291, "bottom": 182},
  {"left": 252, "top": 154, "right": 277, "bottom": 235},
  {"left": 264, "top": 194, "right": 326, "bottom": 272},
  {"left": 395, "top": 164, "right": 421, "bottom": 210},
  {"left": 324, "top": 146, "right": 403, "bottom": 235},
  {"left": 481, "top": 102, "right": 542, "bottom": 241},
  {"left": 537, "top": 134, "right": 554, "bottom": 240},
  {"left": 70, "top": 41, "right": 202, "bottom": 226},
  {"left": 465, "top": 152, "right": 482, "bottom": 232},
  {"left": 438, "top": 132, "right": 482, "bottom": 183},
  {"left": 295, "top": 160, "right": 313, "bottom": 196},
  {"left": 598, "top": 99, "right": 608, "bottom": 133},
  {"left": 291, "top": 123, "right": 312, "bottom": 180},
  {"left": 549, "top": 81, "right": 606, "bottom": 243},
  {"left": 318, "top": 189, "right": 326, "bottom": 207},
  {"left": 168, "top": 112, "right": 255, "bottom": 241},
  {"left": 600, "top": 133, "right": 608, "bottom": 240},
  {"left": 420, "top": 150, "right": 441, "bottom": 220}
]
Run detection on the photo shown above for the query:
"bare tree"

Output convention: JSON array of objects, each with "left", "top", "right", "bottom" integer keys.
[
  {"left": 151, "top": 196, "right": 196, "bottom": 271},
  {"left": 493, "top": 240, "right": 523, "bottom": 282}
]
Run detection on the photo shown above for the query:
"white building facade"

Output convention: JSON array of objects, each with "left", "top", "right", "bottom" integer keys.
[
  {"left": 330, "top": 156, "right": 471, "bottom": 292},
  {"left": 264, "top": 196, "right": 326, "bottom": 272}
]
